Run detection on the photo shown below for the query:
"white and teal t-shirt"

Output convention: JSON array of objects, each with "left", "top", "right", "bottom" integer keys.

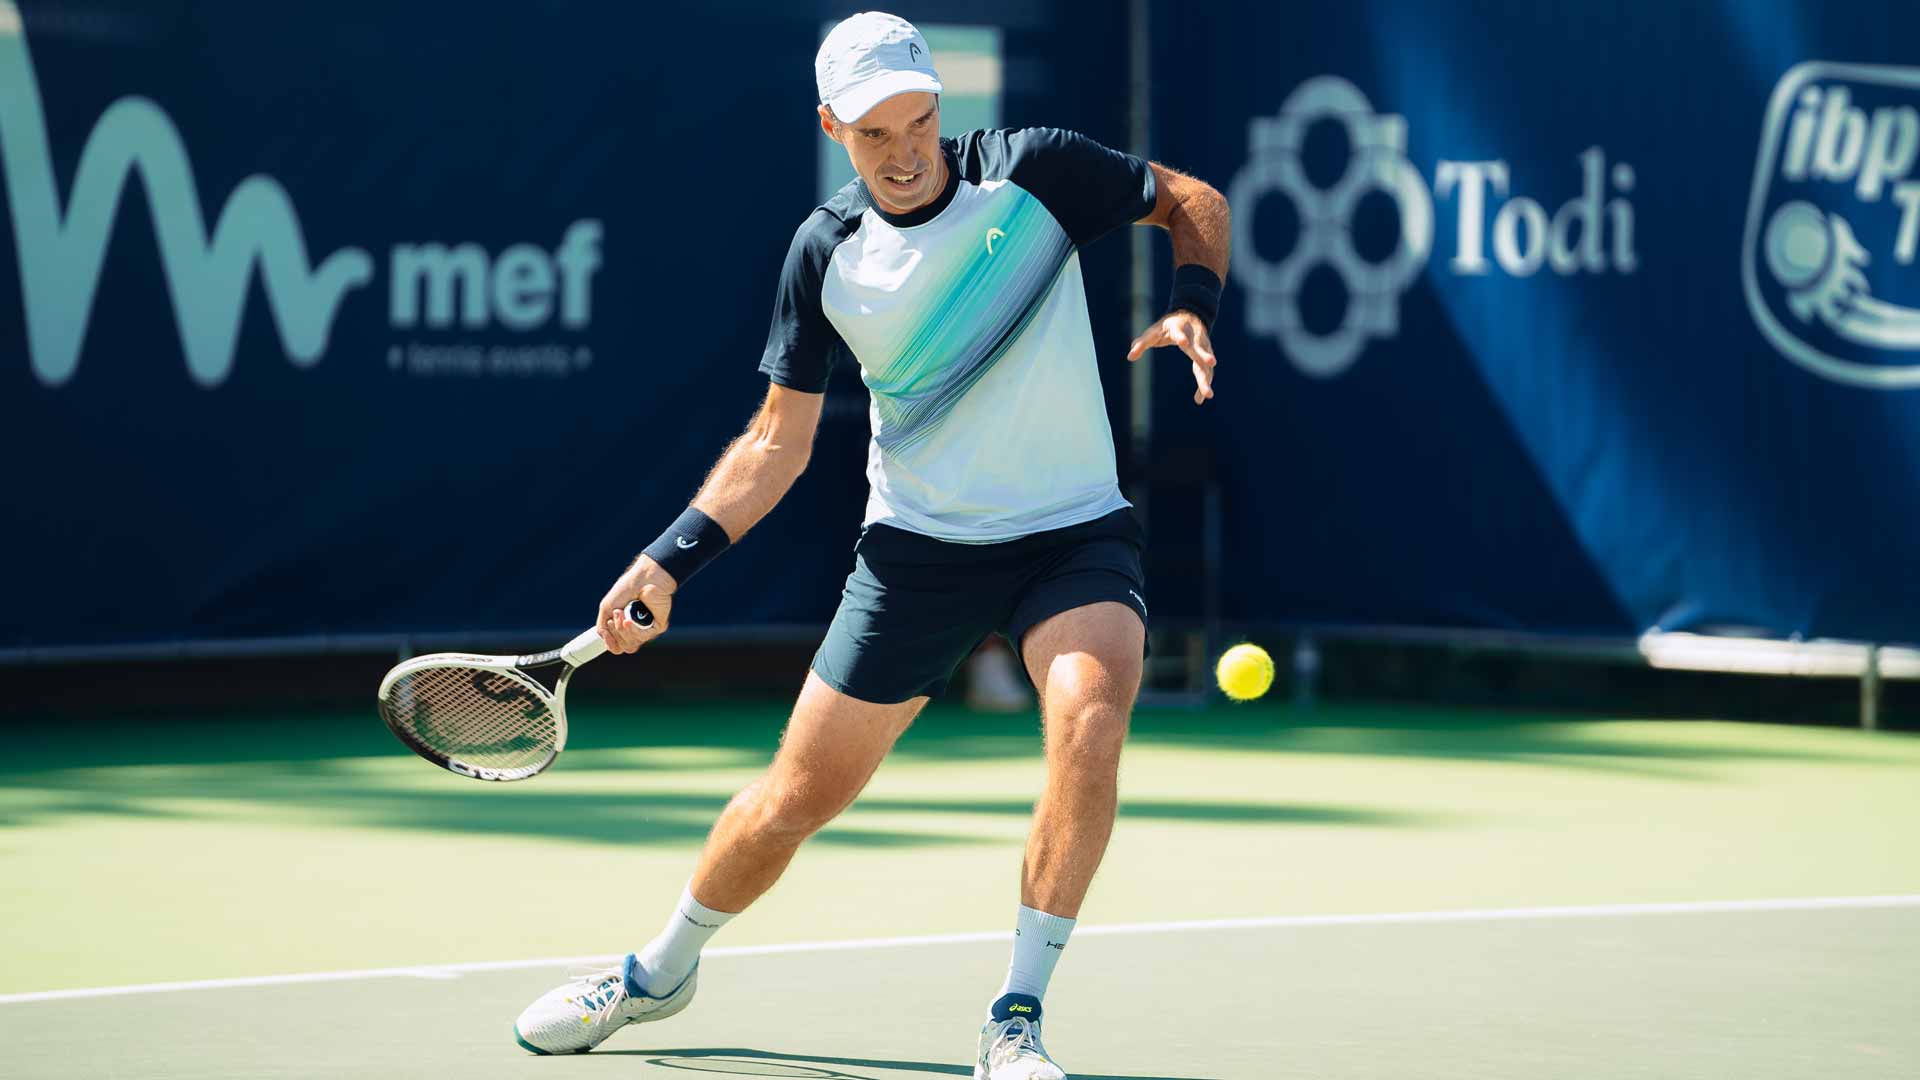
[{"left": 759, "top": 127, "right": 1157, "bottom": 543}]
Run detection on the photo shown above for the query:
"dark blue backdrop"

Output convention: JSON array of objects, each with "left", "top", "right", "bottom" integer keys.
[
  {"left": 4, "top": 0, "right": 1917, "bottom": 651},
  {"left": 0, "top": 1, "right": 1137, "bottom": 649},
  {"left": 1147, "top": 0, "right": 1920, "bottom": 643}
]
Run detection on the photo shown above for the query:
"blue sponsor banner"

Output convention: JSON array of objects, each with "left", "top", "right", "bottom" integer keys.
[
  {"left": 0, "top": 2, "right": 1137, "bottom": 650},
  {"left": 1149, "top": 0, "right": 1920, "bottom": 643},
  {"left": 7, "top": 0, "right": 1918, "bottom": 654}
]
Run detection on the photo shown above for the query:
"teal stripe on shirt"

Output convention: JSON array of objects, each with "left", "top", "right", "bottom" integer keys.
[{"left": 866, "top": 189, "right": 1075, "bottom": 455}]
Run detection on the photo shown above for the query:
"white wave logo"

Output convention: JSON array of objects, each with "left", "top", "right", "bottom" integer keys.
[
  {"left": 0, "top": 2, "right": 372, "bottom": 387},
  {"left": 2, "top": 2, "right": 603, "bottom": 388}
]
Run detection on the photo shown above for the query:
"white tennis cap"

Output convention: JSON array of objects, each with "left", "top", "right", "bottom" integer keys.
[{"left": 815, "top": 12, "right": 943, "bottom": 123}]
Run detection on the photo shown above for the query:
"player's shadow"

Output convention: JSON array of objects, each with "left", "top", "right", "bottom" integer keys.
[{"left": 604, "top": 1045, "right": 1216, "bottom": 1079}]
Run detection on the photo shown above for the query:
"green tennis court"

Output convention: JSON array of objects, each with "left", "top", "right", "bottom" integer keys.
[{"left": 4, "top": 700, "right": 1917, "bottom": 1078}]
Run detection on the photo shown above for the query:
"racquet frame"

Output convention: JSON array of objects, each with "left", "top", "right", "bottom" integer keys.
[{"left": 378, "top": 601, "right": 650, "bottom": 782}]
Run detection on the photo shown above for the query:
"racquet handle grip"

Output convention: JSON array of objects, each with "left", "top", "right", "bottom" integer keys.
[
  {"left": 557, "top": 599, "right": 659, "bottom": 667},
  {"left": 626, "top": 599, "right": 656, "bottom": 629}
]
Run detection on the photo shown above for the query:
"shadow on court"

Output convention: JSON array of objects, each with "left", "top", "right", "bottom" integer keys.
[
  {"left": 4, "top": 698, "right": 1897, "bottom": 843},
  {"left": 606, "top": 1046, "right": 1216, "bottom": 1080},
  {"left": 10, "top": 698, "right": 1888, "bottom": 775},
  {"left": 1116, "top": 707, "right": 1894, "bottom": 778},
  {"left": 0, "top": 763, "right": 1434, "bottom": 841}
]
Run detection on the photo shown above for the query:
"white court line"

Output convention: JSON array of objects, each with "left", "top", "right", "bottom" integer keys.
[{"left": 3, "top": 893, "right": 1915, "bottom": 1006}]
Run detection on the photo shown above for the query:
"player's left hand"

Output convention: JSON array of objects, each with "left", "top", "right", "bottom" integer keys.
[{"left": 1126, "top": 311, "right": 1216, "bottom": 404}]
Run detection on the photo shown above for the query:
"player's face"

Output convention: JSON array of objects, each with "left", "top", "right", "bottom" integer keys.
[{"left": 822, "top": 93, "right": 944, "bottom": 215}]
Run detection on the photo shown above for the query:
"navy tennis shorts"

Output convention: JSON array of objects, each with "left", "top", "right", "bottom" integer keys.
[{"left": 811, "top": 507, "right": 1149, "bottom": 704}]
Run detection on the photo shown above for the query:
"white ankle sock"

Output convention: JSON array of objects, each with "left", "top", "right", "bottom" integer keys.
[
  {"left": 996, "top": 905, "right": 1076, "bottom": 1001},
  {"left": 634, "top": 884, "right": 735, "bottom": 995}
]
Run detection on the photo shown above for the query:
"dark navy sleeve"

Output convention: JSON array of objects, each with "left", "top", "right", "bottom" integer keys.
[
  {"left": 990, "top": 127, "right": 1158, "bottom": 248},
  {"left": 758, "top": 212, "right": 847, "bottom": 393}
]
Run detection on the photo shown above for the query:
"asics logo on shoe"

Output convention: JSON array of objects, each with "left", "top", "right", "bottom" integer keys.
[{"left": 1007, "top": 1002, "right": 1034, "bottom": 1013}]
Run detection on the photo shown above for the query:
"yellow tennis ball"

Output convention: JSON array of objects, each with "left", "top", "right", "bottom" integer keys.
[{"left": 1215, "top": 643, "right": 1275, "bottom": 701}]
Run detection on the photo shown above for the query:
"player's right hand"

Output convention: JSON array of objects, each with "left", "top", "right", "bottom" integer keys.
[{"left": 596, "top": 554, "right": 677, "bottom": 654}]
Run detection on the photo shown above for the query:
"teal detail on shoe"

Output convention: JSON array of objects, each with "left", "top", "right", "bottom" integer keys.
[
  {"left": 513, "top": 1026, "right": 550, "bottom": 1056},
  {"left": 624, "top": 954, "right": 697, "bottom": 1000}
]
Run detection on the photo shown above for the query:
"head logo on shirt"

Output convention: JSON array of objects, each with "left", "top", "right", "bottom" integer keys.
[{"left": 986, "top": 227, "right": 1007, "bottom": 254}]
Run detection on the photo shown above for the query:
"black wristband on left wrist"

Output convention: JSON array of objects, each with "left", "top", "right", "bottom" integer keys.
[
  {"left": 642, "top": 506, "right": 731, "bottom": 586},
  {"left": 1165, "top": 263, "right": 1224, "bottom": 330}
]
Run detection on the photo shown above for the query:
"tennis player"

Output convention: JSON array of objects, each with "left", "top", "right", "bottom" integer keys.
[{"left": 514, "top": 13, "right": 1229, "bottom": 1078}]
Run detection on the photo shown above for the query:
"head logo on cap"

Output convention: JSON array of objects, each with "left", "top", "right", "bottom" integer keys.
[{"left": 816, "top": 11, "right": 944, "bottom": 124}]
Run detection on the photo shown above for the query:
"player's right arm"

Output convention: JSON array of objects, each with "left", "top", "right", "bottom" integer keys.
[
  {"left": 689, "top": 384, "right": 824, "bottom": 541},
  {"left": 594, "top": 387, "right": 822, "bottom": 653},
  {"left": 597, "top": 209, "right": 848, "bottom": 654}
]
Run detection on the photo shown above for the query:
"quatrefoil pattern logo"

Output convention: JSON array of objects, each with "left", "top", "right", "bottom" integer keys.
[{"left": 1228, "top": 77, "right": 1435, "bottom": 378}]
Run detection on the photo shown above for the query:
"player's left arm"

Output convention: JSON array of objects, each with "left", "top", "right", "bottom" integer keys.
[{"left": 1128, "top": 162, "right": 1232, "bottom": 404}]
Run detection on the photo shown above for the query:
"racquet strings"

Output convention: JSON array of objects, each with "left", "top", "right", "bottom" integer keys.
[{"left": 379, "top": 665, "right": 559, "bottom": 771}]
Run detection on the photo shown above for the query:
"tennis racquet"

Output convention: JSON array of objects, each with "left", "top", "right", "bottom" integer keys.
[{"left": 378, "top": 600, "right": 653, "bottom": 782}]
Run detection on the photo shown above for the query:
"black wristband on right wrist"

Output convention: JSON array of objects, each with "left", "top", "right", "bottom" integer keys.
[{"left": 642, "top": 506, "right": 731, "bottom": 586}]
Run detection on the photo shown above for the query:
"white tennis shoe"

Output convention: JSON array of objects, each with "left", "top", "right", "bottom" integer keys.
[
  {"left": 975, "top": 993, "right": 1066, "bottom": 1080},
  {"left": 513, "top": 954, "right": 697, "bottom": 1055}
]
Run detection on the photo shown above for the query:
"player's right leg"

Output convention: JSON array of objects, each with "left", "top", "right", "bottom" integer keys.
[
  {"left": 684, "top": 670, "right": 926, "bottom": 912},
  {"left": 516, "top": 522, "right": 1002, "bottom": 1054},
  {"left": 512, "top": 672, "right": 923, "bottom": 1054}
]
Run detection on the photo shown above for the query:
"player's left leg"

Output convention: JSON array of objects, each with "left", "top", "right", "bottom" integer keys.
[
  {"left": 978, "top": 599, "right": 1144, "bottom": 1080},
  {"left": 1017, "top": 600, "right": 1143, "bottom": 919}
]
